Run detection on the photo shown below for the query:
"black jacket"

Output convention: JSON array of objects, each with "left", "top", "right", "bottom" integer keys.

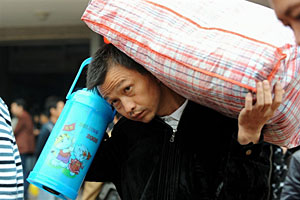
[{"left": 86, "top": 101, "right": 285, "bottom": 200}]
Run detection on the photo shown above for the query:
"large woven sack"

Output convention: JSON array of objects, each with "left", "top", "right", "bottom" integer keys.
[{"left": 82, "top": 0, "right": 300, "bottom": 148}]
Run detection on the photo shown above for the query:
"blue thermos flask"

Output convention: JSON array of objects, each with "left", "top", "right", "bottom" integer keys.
[{"left": 27, "top": 58, "right": 115, "bottom": 200}]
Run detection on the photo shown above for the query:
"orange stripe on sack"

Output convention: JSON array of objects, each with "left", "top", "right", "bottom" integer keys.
[
  {"left": 146, "top": 0, "right": 287, "bottom": 89},
  {"left": 84, "top": 19, "right": 258, "bottom": 91},
  {"left": 268, "top": 50, "right": 287, "bottom": 82},
  {"left": 145, "top": 0, "right": 278, "bottom": 48}
]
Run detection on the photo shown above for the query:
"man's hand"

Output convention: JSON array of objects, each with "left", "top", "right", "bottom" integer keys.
[{"left": 238, "top": 80, "right": 284, "bottom": 145}]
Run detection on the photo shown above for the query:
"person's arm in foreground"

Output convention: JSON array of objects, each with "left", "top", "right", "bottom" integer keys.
[
  {"left": 217, "top": 80, "right": 285, "bottom": 200},
  {"left": 0, "top": 98, "right": 24, "bottom": 199}
]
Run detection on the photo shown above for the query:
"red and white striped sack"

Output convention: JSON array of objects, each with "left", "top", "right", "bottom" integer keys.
[{"left": 82, "top": 0, "right": 300, "bottom": 148}]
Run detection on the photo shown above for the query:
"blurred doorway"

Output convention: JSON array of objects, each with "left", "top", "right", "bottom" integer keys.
[{"left": 0, "top": 39, "right": 90, "bottom": 114}]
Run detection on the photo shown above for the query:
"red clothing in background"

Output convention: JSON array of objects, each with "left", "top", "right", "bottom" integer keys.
[{"left": 14, "top": 110, "right": 35, "bottom": 154}]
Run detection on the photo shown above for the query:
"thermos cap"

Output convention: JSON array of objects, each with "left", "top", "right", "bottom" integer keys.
[{"left": 70, "top": 88, "right": 115, "bottom": 122}]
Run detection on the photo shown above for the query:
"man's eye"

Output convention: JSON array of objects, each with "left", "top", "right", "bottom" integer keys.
[
  {"left": 111, "top": 100, "right": 118, "bottom": 106},
  {"left": 111, "top": 100, "right": 121, "bottom": 110},
  {"left": 124, "top": 86, "right": 131, "bottom": 92}
]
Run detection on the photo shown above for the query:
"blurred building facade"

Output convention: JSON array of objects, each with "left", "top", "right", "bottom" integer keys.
[{"left": 0, "top": 3, "right": 103, "bottom": 111}]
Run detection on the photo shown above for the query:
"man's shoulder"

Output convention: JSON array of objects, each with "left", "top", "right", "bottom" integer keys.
[
  {"left": 21, "top": 110, "right": 33, "bottom": 121},
  {"left": 185, "top": 100, "right": 237, "bottom": 121},
  {"left": 113, "top": 116, "right": 147, "bottom": 128},
  {"left": 111, "top": 115, "right": 165, "bottom": 138},
  {"left": 112, "top": 116, "right": 142, "bottom": 133}
]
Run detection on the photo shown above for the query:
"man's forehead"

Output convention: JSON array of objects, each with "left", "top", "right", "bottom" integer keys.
[
  {"left": 97, "top": 86, "right": 108, "bottom": 100},
  {"left": 98, "top": 79, "right": 127, "bottom": 100}
]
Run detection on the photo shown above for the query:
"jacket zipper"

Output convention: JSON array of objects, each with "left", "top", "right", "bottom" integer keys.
[
  {"left": 169, "top": 128, "right": 177, "bottom": 142},
  {"left": 267, "top": 145, "right": 273, "bottom": 200},
  {"left": 157, "top": 123, "right": 180, "bottom": 200}
]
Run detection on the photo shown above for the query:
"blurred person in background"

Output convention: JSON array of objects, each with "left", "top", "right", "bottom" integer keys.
[
  {"left": 10, "top": 98, "right": 35, "bottom": 200},
  {"left": 11, "top": 115, "right": 18, "bottom": 131},
  {"left": 39, "top": 110, "right": 49, "bottom": 127},
  {"left": 0, "top": 98, "right": 24, "bottom": 200},
  {"left": 34, "top": 96, "right": 64, "bottom": 200},
  {"left": 35, "top": 96, "right": 64, "bottom": 160},
  {"left": 32, "top": 112, "right": 41, "bottom": 137},
  {"left": 270, "top": 0, "right": 300, "bottom": 45},
  {"left": 32, "top": 110, "right": 49, "bottom": 150},
  {"left": 280, "top": 146, "right": 300, "bottom": 199}
]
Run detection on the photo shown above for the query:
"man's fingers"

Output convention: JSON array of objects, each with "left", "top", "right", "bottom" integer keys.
[
  {"left": 245, "top": 92, "right": 253, "bottom": 111},
  {"left": 255, "top": 81, "right": 264, "bottom": 110},
  {"left": 271, "top": 81, "right": 284, "bottom": 111},
  {"left": 262, "top": 80, "right": 272, "bottom": 111}
]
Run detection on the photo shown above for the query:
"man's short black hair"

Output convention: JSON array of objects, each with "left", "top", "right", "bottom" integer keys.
[
  {"left": 12, "top": 98, "right": 27, "bottom": 110},
  {"left": 86, "top": 44, "right": 150, "bottom": 90},
  {"left": 44, "top": 96, "right": 63, "bottom": 116}
]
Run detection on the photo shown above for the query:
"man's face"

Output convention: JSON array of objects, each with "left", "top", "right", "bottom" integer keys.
[
  {"left": 271, "top": 0, "right": 300, "bottom": 45},
  {"left": 99, "top": 64, "right": 161, "bottom": 123},
  {"left": 10, "top": 103, "right": 21, "bottom": 117},
  {"left": 55, "top": 101, "right": 65, "bottom": 118},
  {"left": 40, "top": 114, "right": 49, "bottom": 125}
]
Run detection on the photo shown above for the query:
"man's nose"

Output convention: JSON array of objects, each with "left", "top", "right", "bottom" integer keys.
[{"left": 122, "top": 98, "right": 136, "bottom": 113}]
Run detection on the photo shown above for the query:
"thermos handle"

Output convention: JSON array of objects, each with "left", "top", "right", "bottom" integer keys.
[
  {"left": 66, "top": 57, "right": 92, "bottom": 100},
  {"left": 66, "top": 57, "right": 116, "bottom": 117}
]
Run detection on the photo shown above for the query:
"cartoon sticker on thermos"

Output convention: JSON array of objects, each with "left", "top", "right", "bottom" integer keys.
[{"left": 49, "top": 123, "right": 91, "bottom": 177}]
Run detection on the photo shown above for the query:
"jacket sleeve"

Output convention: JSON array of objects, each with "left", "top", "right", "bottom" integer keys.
[
  {"left": 217, "top": 134, "right": 287, "bottom": 200},
  {"left": 280, "top": 150, "right": 300, "bottom": 200}
]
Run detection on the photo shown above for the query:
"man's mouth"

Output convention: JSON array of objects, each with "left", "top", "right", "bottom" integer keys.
[{"left": 132, "top": 110, "right": 145, "bottom": 119}]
